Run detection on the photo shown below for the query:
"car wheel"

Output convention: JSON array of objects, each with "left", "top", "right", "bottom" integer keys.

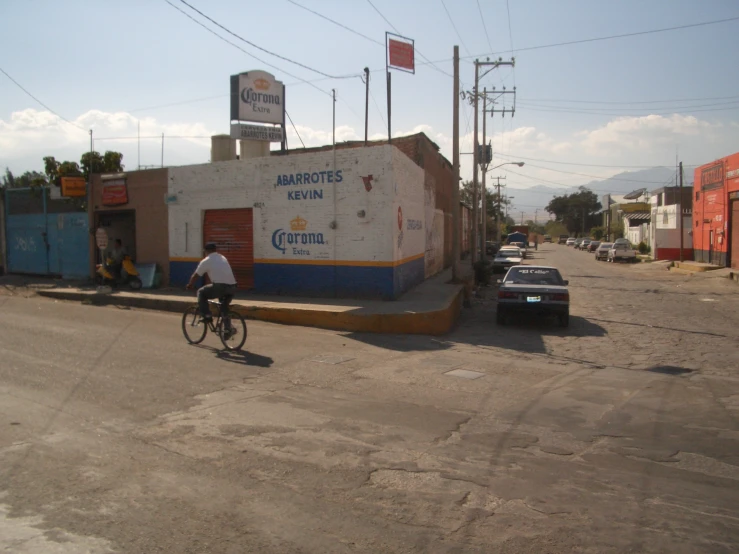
[
  {"left": 559, "top": 312, "right": 570, "bottom": 328},
  {"left": 496, "top": 311, "right": 506, "bottom": 325}
]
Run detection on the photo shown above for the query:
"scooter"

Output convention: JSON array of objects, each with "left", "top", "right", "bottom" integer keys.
[{"left": 96, "top": 256, "right": 143, "bottom": 290}]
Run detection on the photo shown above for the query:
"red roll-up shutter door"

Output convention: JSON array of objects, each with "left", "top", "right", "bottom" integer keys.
[
  {"left": 732, "top": 200, "right": 739, "bottom": 269},
  {"left": 203, "top": 208, "right": 254, "bottom": 289}
]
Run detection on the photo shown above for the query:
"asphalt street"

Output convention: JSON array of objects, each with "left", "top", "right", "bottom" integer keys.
[{"left": 1, "top": 244, "right": 738, "bottom": 553}]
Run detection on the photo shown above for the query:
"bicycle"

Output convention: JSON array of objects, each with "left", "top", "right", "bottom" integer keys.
[{"left": 181, "top": 295, "right": 247, "bottom": 351}]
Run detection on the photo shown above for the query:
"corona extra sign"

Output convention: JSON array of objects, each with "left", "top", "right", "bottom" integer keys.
[{"left": 230, "top": 70, "right": 285, "bottom": 125}]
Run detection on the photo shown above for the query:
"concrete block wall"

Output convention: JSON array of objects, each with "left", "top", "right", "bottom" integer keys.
[{"left": 169, "top": 145, "right": 428, "bottom": 299}]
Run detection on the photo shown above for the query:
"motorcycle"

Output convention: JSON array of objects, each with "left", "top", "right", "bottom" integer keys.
[{"left": 96, "top": 256, "right": 143, "bottom": 290}]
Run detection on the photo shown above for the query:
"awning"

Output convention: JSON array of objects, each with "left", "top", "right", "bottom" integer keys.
[{"left": 625, "top": 212, "right": 651, "bottom": 221}]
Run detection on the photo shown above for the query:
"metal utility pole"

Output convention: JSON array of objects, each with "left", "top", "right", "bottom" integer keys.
[
  {"left": 364, "top": 67, "right": 370, "bottom": 146},
  {"left": 521, "top": 211, "right": 525, "bottom": 225},
  {"left": 679, "top": 161, "right": 684, "bottom": 262},
  {"left": 471, "top": 61, "right": 480, "bottom": 264},
  {"left": 452, "top": 46, "right": 461, "bottom": 281}
]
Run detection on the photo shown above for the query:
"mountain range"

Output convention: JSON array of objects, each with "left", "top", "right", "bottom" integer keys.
[{"left": 505, "top": 166, "right": 693, "bottom": 219}]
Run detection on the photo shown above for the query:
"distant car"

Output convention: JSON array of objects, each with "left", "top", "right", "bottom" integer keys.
[
  {"left": 510, "top": 241, "right": 528, "bottom": 258},
  {"left": 595, "top": 242, "right": 613, "bottom": 261},
  {"left": 587, "top": 240, "right": 601, "bottom": 252},
  {"left": 608, "top": 243, "right": 637, "bottom": 263},
  {"left": 578, "top": 239, "right": 592, "bottom": 251},
  {"left": 574, "top": 238, "right": 584, "bottom": 249},
  {"left": 496, "top": 265, "right": 570, "bottom": 327},
  {"left": 558, "top": 235, "right": 569, "bottom": 244},
  {"left": 543, "top": 235, "right": 552, "bottom": 243},
  {"left": 566, "top": 237, "right": 576, "bottom": 246},
  {"left": 492, "top": 247, "right": 524, "bottom": 273}
]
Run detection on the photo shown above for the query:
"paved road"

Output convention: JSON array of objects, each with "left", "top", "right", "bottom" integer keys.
[{"left": 0, "top": 246, "right": 738, "bottom": 553}]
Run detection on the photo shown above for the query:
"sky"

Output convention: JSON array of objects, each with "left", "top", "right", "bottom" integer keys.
[{"left": 2, "top": 0, "right": 739, "bottom": 219}]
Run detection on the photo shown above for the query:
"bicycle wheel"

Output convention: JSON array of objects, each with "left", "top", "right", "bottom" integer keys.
[
  {"left": 182, "top": 306, "right": 208, "bottom": 344},
  {"left": 219, "top": 311, "right": 247, "bottom": 351}
]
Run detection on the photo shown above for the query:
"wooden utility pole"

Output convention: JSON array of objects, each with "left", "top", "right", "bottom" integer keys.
[
  {"left": 480, "top": 89, "right": 488, "bottom": 262},
  {"left": 494, "top": 175, "right": 506, "bottom": 242},
  {"left": 452, "top": 46, "right": 461, "bottom": 281},
  {"left": 677, "top": 162, "right": 685, "bottom": 262},
  {"left": 471, "top": 61, "right": 480, "bottom": 264}
]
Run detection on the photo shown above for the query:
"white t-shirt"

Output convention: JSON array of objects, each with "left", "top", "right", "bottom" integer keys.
[{"left": 195, "top": 253, "right": 237, "bottom": 285}]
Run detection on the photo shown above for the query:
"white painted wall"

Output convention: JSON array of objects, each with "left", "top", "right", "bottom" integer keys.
[
  {"left": 168, "top": 144, "right": 427, "bottom": 265},
  {"left": 391, "top": 147, "right": 425, "bottom": 264}
]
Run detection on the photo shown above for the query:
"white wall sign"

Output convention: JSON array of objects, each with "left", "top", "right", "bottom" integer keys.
[
  {"left": 230, "top": 70, "right": 285, "bottom": 125},
  {"left": 230, "top": 123, "right": 284, "bottom": 142}
]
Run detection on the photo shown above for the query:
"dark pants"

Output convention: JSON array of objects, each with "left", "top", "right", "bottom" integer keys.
[{"left": 197, "top": 283, "right": 237, "bottom": 318}]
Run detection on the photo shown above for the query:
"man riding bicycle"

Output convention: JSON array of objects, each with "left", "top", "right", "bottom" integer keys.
[{"left": 186, "top": 243, "right": 237, "bottom": 322}]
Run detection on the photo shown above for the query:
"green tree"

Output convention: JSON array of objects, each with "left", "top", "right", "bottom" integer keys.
[
  {"left": 545, "top": 186, "right": 602, "bottom": 236},
  {"left": 544, "top": 220, "right": 569, "bottom": 237},
  {"left": 1, "top": 168, "right": 47, "bottom": 189},
  {"left": 44, "top": 150, "right": 124, "bottom": 188}
]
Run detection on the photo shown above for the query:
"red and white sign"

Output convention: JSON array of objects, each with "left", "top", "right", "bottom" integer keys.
[
  {"left": 95, "top": 227, "right": 108, "bottom": 250},
  {"left": 102, "top": 178, "right": 128, "bottom": 206},
  {"left": 388, "top": 35, "right": 415, "bottom": 72}
]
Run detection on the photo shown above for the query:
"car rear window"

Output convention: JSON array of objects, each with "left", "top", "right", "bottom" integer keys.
[
  {"left": 499, "top": 250, "right": 521, "bottom": 258},
  {"left": 504, "top": 268, "right": 564, "bottom": 285},
  {"left": 599, "top": 243, "right": 613, "bottom": 248}
]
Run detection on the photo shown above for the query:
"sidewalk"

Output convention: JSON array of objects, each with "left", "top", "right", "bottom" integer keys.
[{"left": 22, "top": 266, "right": 470, "bottom": 336}]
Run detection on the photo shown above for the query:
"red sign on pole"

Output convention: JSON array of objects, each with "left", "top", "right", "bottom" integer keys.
[{"left": 387, "top": 34, "right": 415, "bottom": 73}]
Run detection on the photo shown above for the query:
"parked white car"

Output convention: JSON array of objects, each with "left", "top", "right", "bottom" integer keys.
[
  {"left": 607, "top": 243, "right": 637, "bottom": 263},
  {"left": 493, "top": 247, "right": 524, "bottom": 273}
]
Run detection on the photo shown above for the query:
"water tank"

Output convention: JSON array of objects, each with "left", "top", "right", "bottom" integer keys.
[
  {"left": 239, "top": 139, "right": 270, "bottom": 160},
  {"left": 211, "top": 135, "right": 236, "bottom": 162}
]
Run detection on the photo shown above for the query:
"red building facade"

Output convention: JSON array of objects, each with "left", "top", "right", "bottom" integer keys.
[{"left": 693, "top": 152, "right": 739, "bottom": 268}]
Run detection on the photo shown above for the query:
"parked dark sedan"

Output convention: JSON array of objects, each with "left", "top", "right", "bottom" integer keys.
[
  {"left": 496, "top": 266, "right": 570, "bottom": 327},
  {"left": 587, "top": 240, "right": 601, "bottom": 252}
]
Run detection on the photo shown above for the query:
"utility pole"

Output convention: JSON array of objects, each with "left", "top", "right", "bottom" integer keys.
[
  {"left": 452, "top": 46, "right": 461, "bottom": 281},
  {"left": 534, "top": 208, "right": 539, "bottom": 225},
  {"left": 679, "top": 161, "right": 684, "bottom": 262},
  {"left": 364, "top": 67, "right": 370, "bottom": 146},
  {"left": 467, "top": 57, "right": 516, "bottom": 264},
  {"left": 521, "top": 211, "right": 525, "bottom": 225},
  {"left": 480, "top": 89, "right": 489, "bottom": 262},
  {"left": 471, "top": 61, "right": 480, "bottom": 265},
  {"left": 494, "top": 175, "right": 506, "bottom": 243}
]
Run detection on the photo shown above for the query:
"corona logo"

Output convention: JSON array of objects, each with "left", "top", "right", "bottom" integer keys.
[
  {"left": 290, "top": 215, "right": 308, "bottom": 231},
  {"left": 254, "top": 78, "right": 270, "bottom": 91}
]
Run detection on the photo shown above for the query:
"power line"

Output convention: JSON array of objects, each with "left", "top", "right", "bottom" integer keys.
[
  {"left": 441, "top": 0, "right": 471, "bottom": 57},
  {"left": 0, "top": 66, "right": 86, "bottom": 133},
  {"left": 519, "top": 94, "right": 739, "bottom": 105},
  {"left": 128, "top": 94, "right": 228, "bottom": 113},
  {"left": 164, "top": 0, "right": 333, "bottom": 97},
  {"left": 494, "top": 152, "right": 678, "bottom": 169},
  {"left": 286, "top": 0, "right": 384, "bottom": 47},
  {"left": 518, "top": 99, "right": 739, "bottom": 111},
  {"left": 369, "top": 87, "right": 386, "bottom": 127},
  {"left": 177, "top": 0, "right": 357, "bottom": 80},
  {"left": 476, "top": 0, "right": 494, "bottom": 55},
  {"left": 517, "top": 104, "right": 739, "bottom": 116},
  {"left": 285, "top": 110, "right": 305, "bottom": 148},
  {"left": 502, "top": 161, "right": 674, "bottom": 184},
  {"left": 505, "top": 0, "right": 515, "bottom": 88},
  {"left": 463, "top": 14, "right": 739, "bottom": 58}
]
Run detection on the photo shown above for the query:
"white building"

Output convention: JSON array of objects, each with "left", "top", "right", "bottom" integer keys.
[
  {"left": 648, "top": 186, "right": 693, "bottom": 260},
  {"left": 167, "top": 142, "right": 446, "bottom": 299}
]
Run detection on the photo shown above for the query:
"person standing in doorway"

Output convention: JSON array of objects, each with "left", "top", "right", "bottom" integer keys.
[
  {"left": 186, "top": 243, "right": 237, "bottom": 322},
  {"left": 109, "top": 239, "right": 127, "bottom": 280}
]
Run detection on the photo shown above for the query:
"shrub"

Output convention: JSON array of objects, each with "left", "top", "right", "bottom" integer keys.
[{"left": 637, "top": 241, "right": 650, "bottom": 254}]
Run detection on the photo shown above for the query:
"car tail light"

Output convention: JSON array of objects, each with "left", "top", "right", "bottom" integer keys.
[
  {"left": 498, "top": 291, "right": 518, "bottom": 299},
  {"left": 551, "top": 293, "right": 570, "bottom": 302}
]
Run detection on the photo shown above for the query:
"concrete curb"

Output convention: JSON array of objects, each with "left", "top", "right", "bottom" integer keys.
[{"left": 37, "top": 288, "right": 464, "bottom": 336}]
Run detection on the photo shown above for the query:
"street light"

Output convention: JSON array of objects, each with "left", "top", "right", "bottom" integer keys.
[{"left": 479, "top": 161, "right": 524, "bottom": 259}]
